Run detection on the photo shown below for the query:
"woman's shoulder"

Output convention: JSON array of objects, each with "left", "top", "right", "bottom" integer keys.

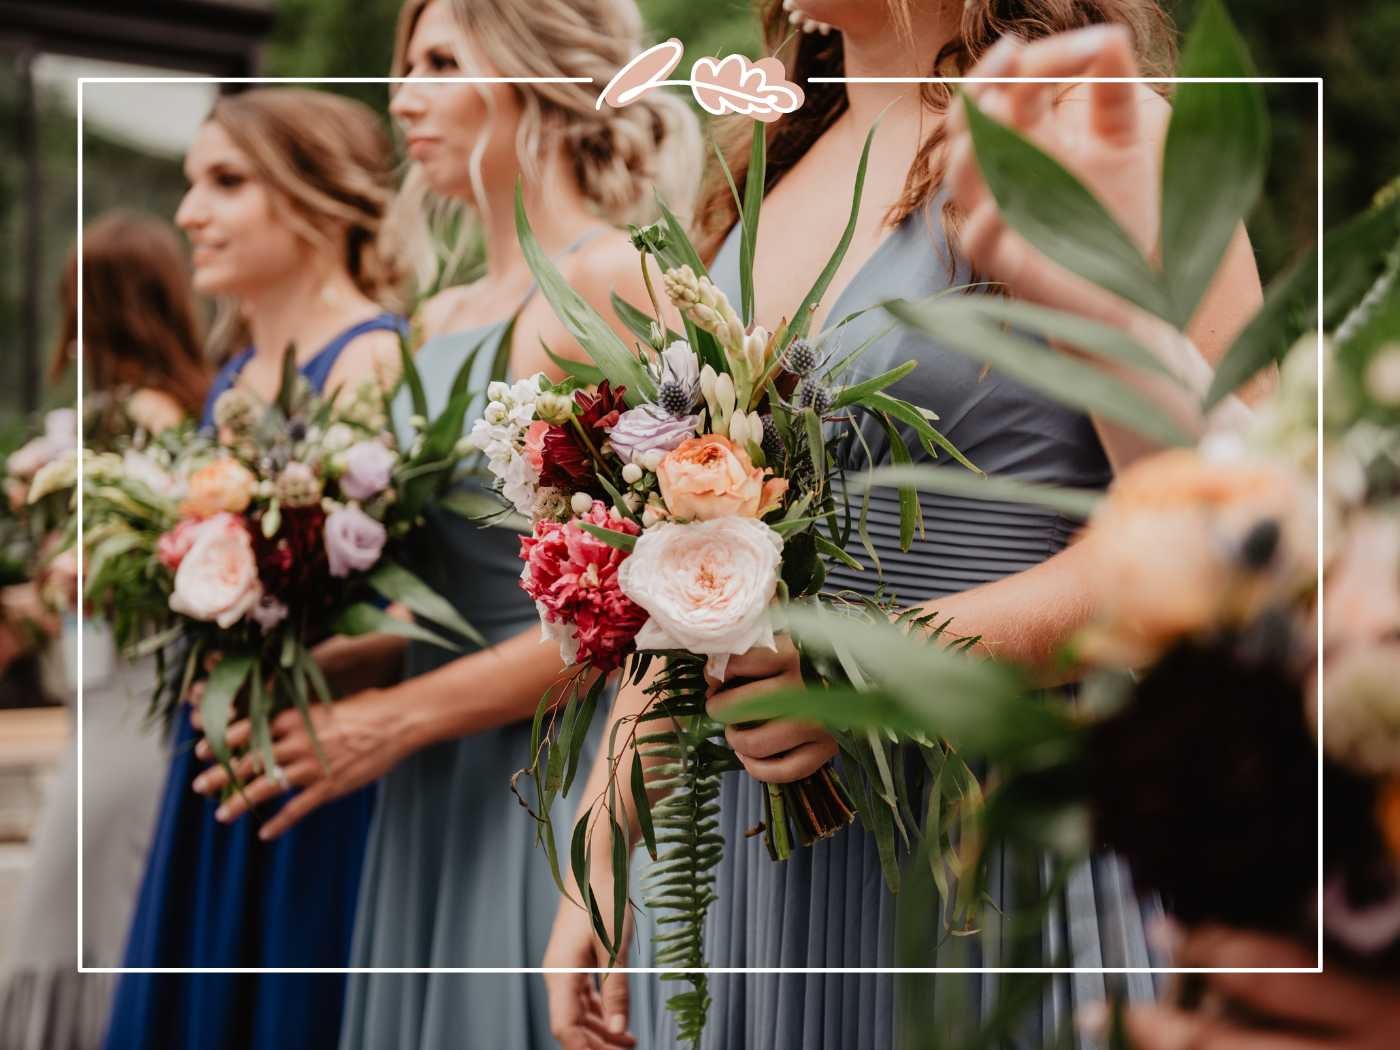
[
  {"left": 322, "top": 312, "right": 408, "bottom": 396},
  {"left": 556, "top": 230, "right": 652, "bottom": 309}
]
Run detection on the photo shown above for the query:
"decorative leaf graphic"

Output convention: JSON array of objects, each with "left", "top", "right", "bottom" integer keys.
[
  {"left": 597, "top": 38, "right": 684, "bottom": 110},
  {"left": 690, "top": 55, "right": 805, "bottom": 122}
]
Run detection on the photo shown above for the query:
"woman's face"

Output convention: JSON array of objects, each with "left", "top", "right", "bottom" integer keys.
[
  {"left": 175, "top": 121, "right": 308, "bottom": 298},
  {"left": 389, "top": 0, "right": 523, "bottom": 201}
]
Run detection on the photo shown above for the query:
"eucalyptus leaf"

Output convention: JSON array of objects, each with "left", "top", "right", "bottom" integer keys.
[
  {"left": 368, "top": 561, "right": 486, "bottom": 648},
  {"left": 1161, "top": 0, "right": 1269, "bottom": 328},
  {"left": 962, "top": 94, "right": 1171, "bottom": 321},
  {"left": 199, "top": 653, "right": 254, "bottom": 766},
  {"left": 332, "top": 602, "right": 457, "bottom": 650},
  {"left": 576, "top": 521, "right": 638, "bottom": 552},
  {"left": 887, "top": 297, "right": 1192, "bottom": 447},
  {"left": 861, "top": 464, "right": 1102, "bottom": 520}
]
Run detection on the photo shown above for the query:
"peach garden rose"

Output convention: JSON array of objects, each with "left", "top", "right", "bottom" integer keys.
[
  {"left": 655, "top": 434, "right": 787, "bottom": 521},
  {"left": 180, "top": 457, "right": 257, "bottom": 519}
]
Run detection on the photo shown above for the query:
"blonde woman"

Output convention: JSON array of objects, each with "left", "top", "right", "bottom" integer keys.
[
  {"left": 104, "top": 89, "right": 406, "bottom": 1050},
  {"left": 188, "top": 2, "right": 698, "bottom": 1047},
  {"left": 545, "top": 3, "right": 1264, "bottom": 1049}
]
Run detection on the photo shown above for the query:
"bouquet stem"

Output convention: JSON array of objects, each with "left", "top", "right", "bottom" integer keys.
[{"left": 762, "top": 764, "right": 856, "bottom": 861}]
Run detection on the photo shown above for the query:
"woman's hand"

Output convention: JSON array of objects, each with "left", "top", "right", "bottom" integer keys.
[
  {"left": 1115, "top": 926, "right": 1400, "bottom": 1050},
  {"left": 945, "top": 25, "right": 1167, "bottom": 327},
  {"left": 543, "top": 872, "right": 636, "bottom": 1050},
  {"left": 706, "top": 635, "right": 837, "bottom": 784},
  {"left": 191, "top": 684, "right": 422, "bottom": 839}
]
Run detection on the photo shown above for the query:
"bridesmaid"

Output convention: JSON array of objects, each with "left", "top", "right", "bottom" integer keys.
[
  {"left": 191, "top": 2, "right": 699, "bottom": 1047},
  {"left": 104, "top": 89, "right": 406, "bottom": 1050},
  {"left": 0, "top": 211, "right": 209, "bottom": 1050},
  {"left": 545, "top": 3, "right": 1265, "bottom": 1049}
]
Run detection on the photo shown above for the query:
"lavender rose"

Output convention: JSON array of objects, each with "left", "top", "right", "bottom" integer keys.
[
  {"left": 324, "top": 505, "right": 387, "bottom": 577},
  {"left": 606, "top": 405, "right": 700, "bottom": 466},
  {"left": 340, "top": 440, "right": 397, "bottom": 501}
]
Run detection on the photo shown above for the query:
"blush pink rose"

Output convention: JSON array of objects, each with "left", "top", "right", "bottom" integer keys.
[
  {"left": 522, "top": 420, "right": 550, "bottom": 472},
  {"left": 157, "top": 518, "right": 205, "bottom": 571},
  {"left": 655, "top": 434, "right": 787, "bottom": 521},
  {"left": 168, "top": 513, "right": 263, "bottom": 628}
]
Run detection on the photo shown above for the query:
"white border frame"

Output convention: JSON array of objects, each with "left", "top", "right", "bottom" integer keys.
[{"left": 76, "top": 72, "right": 1321, "bottom": 980}]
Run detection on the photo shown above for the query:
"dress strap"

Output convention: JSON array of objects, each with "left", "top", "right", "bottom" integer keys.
[{"left": 300, "top": 312, "right": 408, "bottom": 391}]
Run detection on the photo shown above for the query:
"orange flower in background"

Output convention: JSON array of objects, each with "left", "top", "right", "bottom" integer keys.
[
  {"left": 1077, "top": 449, "right": 1315, "bottom": 667},
  {"left": 180, "top": 458, "right": 257, "bottom": 519},
  {"left": 656, "top": 434, "right": 787, "bottom": 521}
]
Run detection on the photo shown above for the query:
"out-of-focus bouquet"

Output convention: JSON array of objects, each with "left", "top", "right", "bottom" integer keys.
[
  {"left": 63, "top": 348, "right": 492, "bottom": 790},
  {"left": 496, "top": 121, "right": 980, "bottom": 1044}
]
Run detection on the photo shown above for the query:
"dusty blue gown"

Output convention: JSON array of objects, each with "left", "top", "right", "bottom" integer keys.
[
  {"left": 339, "top": 273, "right": 605, "bottom": 1048},
  {"left": 642, "top": 211, "right": 1165, "bottom": 1049}
]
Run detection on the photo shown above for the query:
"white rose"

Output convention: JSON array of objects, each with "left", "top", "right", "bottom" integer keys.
[
  {"left": 618, "top": 515, "right": 783, "bottom": 680},
  {"left": 168, "top": 513, "right": 264, "bottom": 628}
]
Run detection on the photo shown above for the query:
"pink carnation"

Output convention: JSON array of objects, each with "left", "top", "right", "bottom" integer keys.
[
  {"left": 157, "top": 518, "right": 205, "bottom": 571},
  {"left": 519, "top": 502, "right": 645, "bottom": 671}
]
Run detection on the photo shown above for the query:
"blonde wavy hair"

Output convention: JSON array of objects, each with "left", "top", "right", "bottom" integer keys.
[
  {"left": 205, "top": 88, "right": 405, "bottom": 358},
  {"left": 389, "top": 0, "right": 701, "bottom": 292}
]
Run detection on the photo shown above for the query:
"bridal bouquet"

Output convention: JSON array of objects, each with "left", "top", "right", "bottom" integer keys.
[
  {"left": 75, "top": 345, "right": 492, "bottom": 791},
  {"left": 495, "top": 121, "right": 980, "bottom": 1045}
]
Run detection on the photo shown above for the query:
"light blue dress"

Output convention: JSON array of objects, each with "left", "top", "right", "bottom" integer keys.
[
  {"left": 339, "top": 313, "right": 603, "bottom": 1048},
  {"left": 642, "top": 211, "right": 1165, "bottom": 1049}
]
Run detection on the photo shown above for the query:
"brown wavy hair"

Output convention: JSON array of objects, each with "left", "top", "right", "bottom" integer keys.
[
  {"left": 52, "top": 210, "right": 210, "bottom": 417},
  {"left": 205, "top": 88, "right": 406, "bottom": 356},
  {"left": 695, "top": 0, "right": 1178, "bottom": 261}
]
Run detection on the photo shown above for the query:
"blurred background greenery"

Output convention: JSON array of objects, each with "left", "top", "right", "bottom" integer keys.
[{"left": 0, "top": 0, "right": 1394, "bottom": 421}]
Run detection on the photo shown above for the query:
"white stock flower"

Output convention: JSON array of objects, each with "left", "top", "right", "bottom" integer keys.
[
  {"left": 618, "top": 515, "right": 783, "bottom": 680},
  {"left": 468, "top": 373, "right": 548, "bottom": 516}
]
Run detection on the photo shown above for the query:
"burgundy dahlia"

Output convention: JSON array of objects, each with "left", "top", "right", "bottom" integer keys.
[{"left": 538, "top": 381, "right": 627, "bottom": 490}]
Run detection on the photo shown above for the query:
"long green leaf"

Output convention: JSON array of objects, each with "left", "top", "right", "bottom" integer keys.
[
  {"left": 396, "top": 338, "right": 429, "bottom": 422},
  {"left": 368, "top": 561, "right": 486, "bottom": 648},
  {"left": 515, "top": 184, "right": 654, "bottom": 405},
  {"left": 275, "top": 343, "right": 300, "bottom": 416},
  {"left": 739, "top": 122, "right": 765, "bottom": 327},
  {"left": 200, "top": 652, "right": 254, "bottom": 766},
  {"left": 632, "top": 750, "right": 657, "bottom": 860},
  {"left": 1160, "top": 0, "right": 1269, "bottom": 327},
  {"left": 1205, "top": 196, "right": 1400, "bottom": 407},
  {"left": 955, "top": 298, "right": 1181, "bottom": 383},
  {"left": 887, "top": 298, "right": 1192, "bottom": 447},
  {"left": 833, "top": 360, "right": 918, "bottom": 409},
  {"left": 962, "top": 94, "right": 1171, "bottom": 321},
  {"left": 861, "top": 464, "right": 1102, "bottom": 520},
  {"left": 332, "top": 602, "right": 456, "bottom": 650},
  {"left": 577, "top": 521, "right": 637, "bottom": 552},
  {"left": 784, "top": 122, "right": 880, "bottom": 348}
]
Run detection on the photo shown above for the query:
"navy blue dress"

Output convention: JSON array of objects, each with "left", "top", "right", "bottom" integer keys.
[{"left": 104, "top": 314, "right": 406, "bottom": 1050}]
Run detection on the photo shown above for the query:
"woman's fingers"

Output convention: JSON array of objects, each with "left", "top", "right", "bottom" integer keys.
[
  {"left": 706, "top": 669, "right": 803, "bottom": 720},
  {"left": 194, "top": 719, "right": 253, "bottom": 762},
  {"left": 723, "top": 716, "right": 825, "bottom": 759},
  {"left": 715, "top": 637, "right": 798, "bottom": 683},
  {"left": 212, "top": 759, "right": 318, "bottom": 823},
  {"left": 1010, "top": 25, "right": 1141, "bottom": 144},
  {"left": 736, "top": 737, "right": 839, "bottom": 784},
  {"left": 256, "top": 779, "right": 334, "bottom": 840}
]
